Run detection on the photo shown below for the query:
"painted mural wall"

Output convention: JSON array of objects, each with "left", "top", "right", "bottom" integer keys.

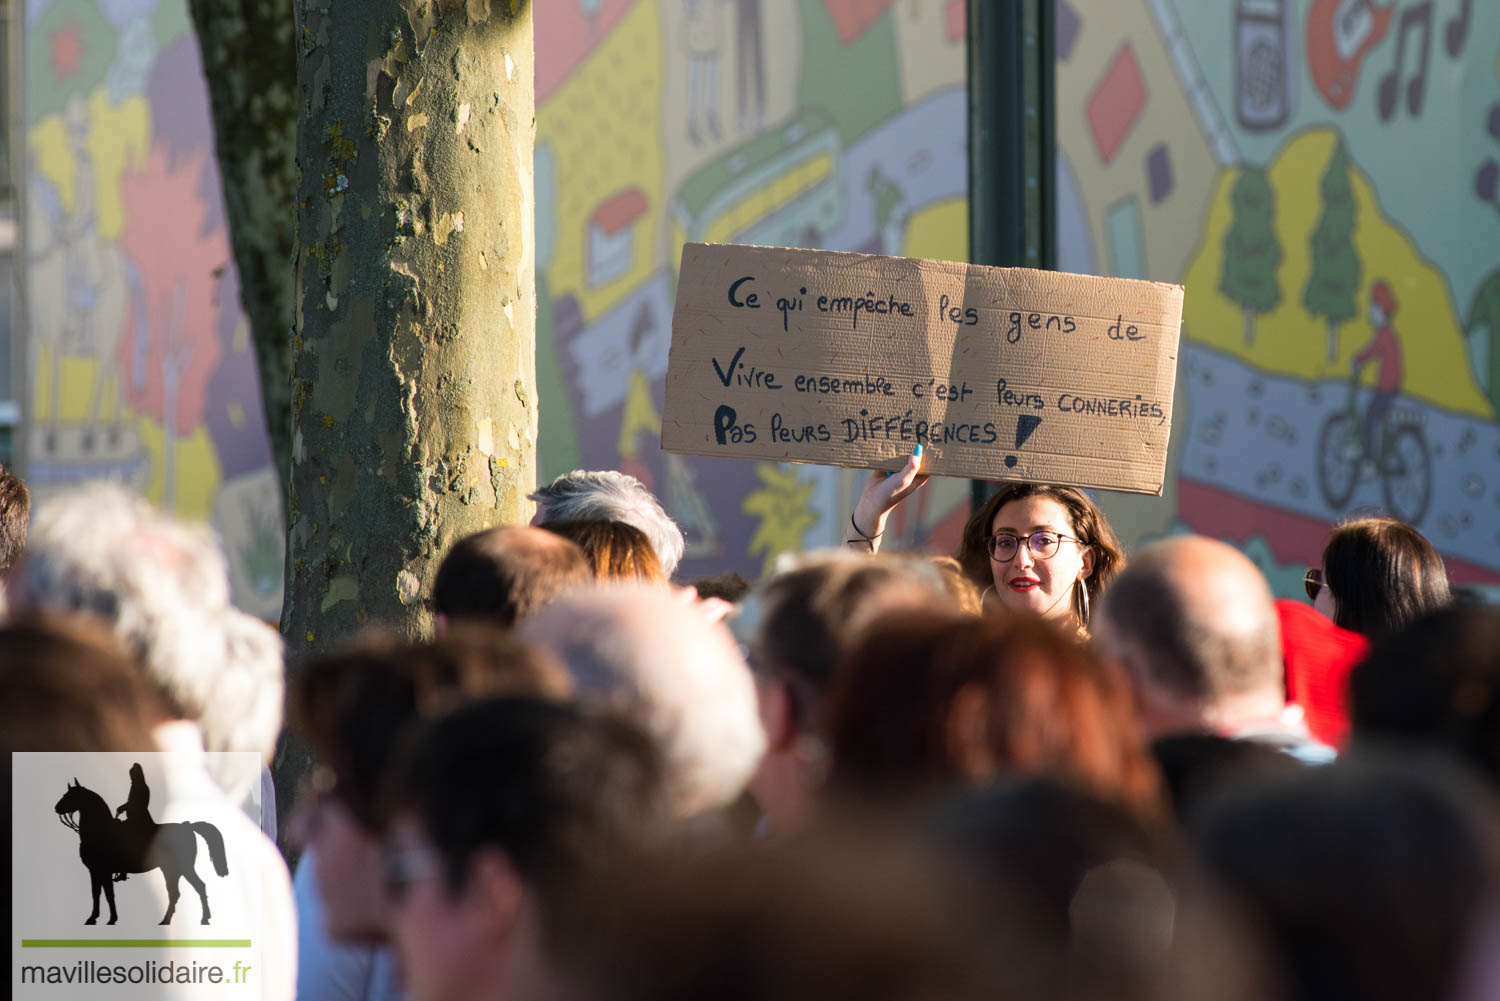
[
  {"left": 536, "top": 0, "right": 1500, "bottom": 595},
  {"left": 1051, "top": 0, "right": 1500, "bottom": 596},
  {"left": 22, "top": 0, "right": 284, "bottom": 619},
  {"left": 535, "top": 0, "right": 974, "bottom": 579},
  {"left": 21, "top": 0, "right": 1496, "bottom": 604}
]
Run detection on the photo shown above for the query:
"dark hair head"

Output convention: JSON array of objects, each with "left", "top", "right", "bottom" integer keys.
[
  {"left": 823, "top": 609, "right": 1163, "bottom": 818},
  {"left": 541, "top": 519, "right": 665, "bottom": 582},
  {"left": 0, "top": 465, "right": 29, "bottom": 574},
  {"left": 1149, "top": 734, "right": 1300, "bottom": 821},
  {"left": 1191, "top": 751, "right": 1500, "bottom": 1001},
  {"left": 1350, "top": 604, "right": 1500, "bottom": 786},
  {"left": 432, "top": 525, "right": 592, "bottom": 627},
  {"left": 391, "top": 697, "right": 669, "bottom": 898},
  {"left": 689, "top": 572, "right": 752, "bottom": 603},
  {"left": 747, "top": 553, "right": 949, "bottom": 729},
  {"left": 955, "top": 482, "right": 1124, "bottom": 623},
  {"left": 553, "top": 829, "right": 991, "bottom": 1001},
  {"left": 1321, "top": 517, "right": 1449, "bottom": 638},
  {"left": 291, "top": 627, "right": 570, "bottom": 829},
  {"left": 928, "top": 779, "right": 1264, "bottom": 1001},
  {"left": 0, "top": 615, "right": 165, "bottom": 753}
]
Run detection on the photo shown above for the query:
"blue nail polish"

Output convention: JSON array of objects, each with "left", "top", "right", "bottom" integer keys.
[{"left": 913, "top": 445, "right": 924, "bottom": 459}]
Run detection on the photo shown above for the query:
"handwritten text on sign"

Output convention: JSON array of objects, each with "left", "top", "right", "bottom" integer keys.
[{"left": 662, "top": 244, "right": 1184, "bottom": 494}]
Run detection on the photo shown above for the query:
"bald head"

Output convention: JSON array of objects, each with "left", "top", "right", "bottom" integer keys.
[
  {"left": 520, "top": 584, "right": 765, "bottom": 818},
  {"left": 1098, "top": 536, "right": 1282, "bottom": 705},
  {"left": 432, "top": 526, "right": 591, "bottom": 628}
]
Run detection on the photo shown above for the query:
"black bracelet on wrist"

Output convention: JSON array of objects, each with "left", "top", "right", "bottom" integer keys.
[{"left": 849, "top": 512, "right": 882, "bottom": 543}]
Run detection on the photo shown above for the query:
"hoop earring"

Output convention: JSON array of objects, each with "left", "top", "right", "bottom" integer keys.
[
  {"left": 980, "top": 585, "right": 994, "bottom": 613},
  {"left": 1076, "top": 578, "right": 1090, "bottom": 627}
]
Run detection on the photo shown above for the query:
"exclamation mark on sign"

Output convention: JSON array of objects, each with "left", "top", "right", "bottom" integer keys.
[{"left": 1005, "top": 415, "right": 1043, "bottom": 469}]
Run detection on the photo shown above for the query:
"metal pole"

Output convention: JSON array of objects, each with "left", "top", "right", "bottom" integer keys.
[{"left": 968, "top": 0, "right": 1056, "bottom": 514}]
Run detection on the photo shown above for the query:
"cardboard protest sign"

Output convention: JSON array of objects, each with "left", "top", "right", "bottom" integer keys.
[{"left": 662, "top": 243, "right": 1184, "bottom": 495}]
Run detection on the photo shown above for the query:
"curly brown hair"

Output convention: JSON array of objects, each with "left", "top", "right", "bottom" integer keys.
[{"left": 955, "top": 483, "right": 1124, "bottom": 626}]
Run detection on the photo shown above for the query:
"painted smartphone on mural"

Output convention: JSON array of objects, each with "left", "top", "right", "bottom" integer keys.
[{"left": 1236, "top": 0, "right": 1294, "bottom": 131}]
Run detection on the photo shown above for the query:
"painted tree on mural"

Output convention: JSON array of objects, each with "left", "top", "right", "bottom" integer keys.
[
  {"left": 1467, "top": 270, "right": 1500, "bottom": 418},
  {"left": 186, "top": 0, "right": 298, "bottom": 494},
  {"left": 1219, "top": 165, "right": 1282, "bottom": 347},
  {"left": 1303, "top": 138, "right": 1360, "bottom": 364}
]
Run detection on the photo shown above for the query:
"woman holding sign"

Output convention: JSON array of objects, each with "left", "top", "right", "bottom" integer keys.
[{"left": 846, "top": 448, "right": 1124, "bottom": 637}]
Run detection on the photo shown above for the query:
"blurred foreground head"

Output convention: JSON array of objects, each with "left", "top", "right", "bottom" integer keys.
[
  {"left": 0, "top": 615, "right": 166, "bottom": 754},
  {"left": 1192, "top": 752, "right": 1500, "bottom": 1001},
  {"left": 530, "top": 469, "right": 685, "bottom": 577},
  {"left": 552, "top": 831, "right": 990, "bottom": 1001},
  {"left": 0, "top": 616, "right": 167, "bottom": 911},
  {"left": 291, "top": 626, "right": 570, "bottom": 942},
  {"left": 824, "top": 609, "right": 1163, "bottom": 820},
  {"left": 521, "top": 583, "right": 765, "bottom": 818},
  {"left": 383, "top": 696, "right": 670, "bottom": 1001},
  {"left": 8, "top": 483, "right": 283, "bottom": 778},
  {"left": 1351, "top": 604, "right": 1500, "bottom": 789},
  {"left": 930, "top": 778, "right": 1273, "bottom": 1001},
  {"left": 735, "top": 550, "right": 953, "bottom": 832}
]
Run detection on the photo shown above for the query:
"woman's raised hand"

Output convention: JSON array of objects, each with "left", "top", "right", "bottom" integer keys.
[{"left": 845, "top": 446, "right": 929, "bottom": 552}]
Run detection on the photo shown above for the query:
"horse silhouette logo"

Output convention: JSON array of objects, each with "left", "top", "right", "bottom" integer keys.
[{"left": 54, "top": 764, "right": 229, "bottom": 925}]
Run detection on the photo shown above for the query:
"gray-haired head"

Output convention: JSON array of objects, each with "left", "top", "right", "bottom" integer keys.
[
  {"left": 8, "top": 483, "right": 283, "bottom": 777},
  {"left": 519, "top": 583, "right": 765, "bottom": 818},
  {"left": 530, "top": 470, "right": 685, "bottom": 577}
]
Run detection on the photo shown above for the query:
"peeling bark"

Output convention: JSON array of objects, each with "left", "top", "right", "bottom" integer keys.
[
  {"left": 284, "top": 0, "right": 536, "bottom": 650},
  {"left": 275, "top": 0, "right": 535, "bottom": 841},
  {"left": 187, "top": 0, "right": 298, "bottom": 495}
]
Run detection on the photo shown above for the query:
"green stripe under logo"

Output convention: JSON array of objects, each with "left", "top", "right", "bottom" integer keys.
[{"left": 21, "top": 940, "right": 253, "bottom": 948}]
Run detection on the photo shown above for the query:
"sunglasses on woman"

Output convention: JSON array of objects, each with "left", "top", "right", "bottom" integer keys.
[{"left": 1304, "top": 568, "right": 1324, "bottom": 602}]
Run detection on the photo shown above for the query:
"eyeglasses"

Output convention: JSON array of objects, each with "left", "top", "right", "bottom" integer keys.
[
  {"left": 985, "top": 531, "right": 1084, "bottom": 562},
  {"left": 381, "top": 845, "right": 445, "bottom": 902},
  {"left": 1304, "top": 568, "right": 1324, "bottom": 602}
]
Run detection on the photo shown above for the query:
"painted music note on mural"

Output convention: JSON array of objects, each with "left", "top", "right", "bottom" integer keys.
[
  {"left": 1477, "top": 103, "right": 1500, "bottom": 211},
  {"left": 1376, "top": 1, "right": 1433, "bottom": 121},
  {"left": 1444, "top": 0, "right": 1472, "bottom": 57},
  {"left": 1307, "top": 0, "right": 1394, "bottom": 110}
]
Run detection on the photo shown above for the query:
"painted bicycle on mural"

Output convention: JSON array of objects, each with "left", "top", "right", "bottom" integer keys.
[{"left": 1316, "top": 281, "right": 1432, "bottom": 524}]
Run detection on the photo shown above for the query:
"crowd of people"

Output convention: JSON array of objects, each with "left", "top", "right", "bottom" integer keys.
[{"left": 4, "top": 455, "right": 1500, "bottom": 1001}]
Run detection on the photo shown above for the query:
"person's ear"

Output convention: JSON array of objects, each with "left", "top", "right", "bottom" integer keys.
[
  {"left": 467, "top": 849, "right": 523, "bottom": 940},
  {"left": 1080, "top": 545, "right": 1097, "bottom": 581},
  {"left": 755, "top": 674, "right": 796, "bottom": 752},
  {"left": 433, "top": 612, "right": 450, "bottom": 636}
]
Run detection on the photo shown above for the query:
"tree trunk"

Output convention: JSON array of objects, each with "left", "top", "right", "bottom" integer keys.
[
  {"left": 277, "top": 0, "right": 536, "bottom": 829},
  {"left": 186, "top": 0, "right": 298, "bottom": 499},
  {"left": 1243, "top": 308, "right": 1255, "bottom": 346},
  {"left": 1327, "top": 319, "right": 1338, "bottom": 363}
]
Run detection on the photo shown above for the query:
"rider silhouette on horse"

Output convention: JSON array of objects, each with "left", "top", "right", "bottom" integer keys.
[{"left": 112, "top": 762, "right": 155, "bottom": 881}]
